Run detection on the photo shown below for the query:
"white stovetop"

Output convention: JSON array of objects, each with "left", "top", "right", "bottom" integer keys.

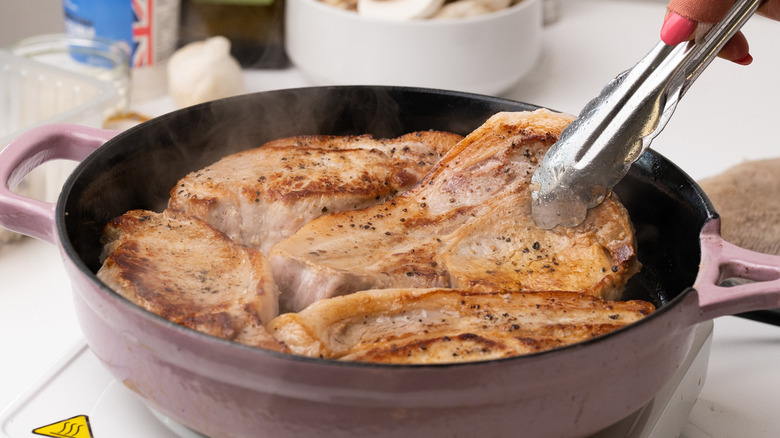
[{"left": 3, "top": 1, "right": 780, "bottom": 437}]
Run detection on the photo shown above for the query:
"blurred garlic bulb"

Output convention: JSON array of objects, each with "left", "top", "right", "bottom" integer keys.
[{"left": 167, "top": 36, "right": 244, "bottom": 108}]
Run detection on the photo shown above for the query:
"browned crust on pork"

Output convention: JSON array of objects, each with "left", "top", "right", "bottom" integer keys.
[
  {"left": 97, "top": 209, "right": 286, "bottom": 352},
  {"left": 168, "top": 130, "right": 463, "bottom": 254}
]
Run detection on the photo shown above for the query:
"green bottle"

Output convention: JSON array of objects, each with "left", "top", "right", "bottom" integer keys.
[{"left": 179, "top": 0, "right": 288, "bottom": 68}]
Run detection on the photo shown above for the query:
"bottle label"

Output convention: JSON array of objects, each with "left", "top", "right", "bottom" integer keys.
[{"left": 64, "top": 0, "right": 180, "bottom": 68}]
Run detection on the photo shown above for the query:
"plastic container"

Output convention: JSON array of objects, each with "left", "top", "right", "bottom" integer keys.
[
  {"left": 0, "top": 35, "right": 127, "bottom": 243},
  {"left": 6, "top": 34, "right": 130, "bottom": 113}
]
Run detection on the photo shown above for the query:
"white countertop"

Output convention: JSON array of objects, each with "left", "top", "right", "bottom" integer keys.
[{"left": 3, "top": 1, "right": 780, "bottom": 437}]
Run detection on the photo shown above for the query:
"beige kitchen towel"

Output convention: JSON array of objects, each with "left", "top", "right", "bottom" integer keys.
[{"left": 698, "top": 158, "right": 780, "bottom": 255}]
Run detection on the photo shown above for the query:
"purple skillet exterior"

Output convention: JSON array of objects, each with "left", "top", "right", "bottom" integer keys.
[
  {"left": 64, "top": 248, "right": 701, "bottom": 438},
  {"left": 3, "top": 102, "right": 780, "bottom": 437}
]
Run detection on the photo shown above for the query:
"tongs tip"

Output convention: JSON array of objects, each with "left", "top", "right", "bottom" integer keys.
[{"left": 530, "top": 166, "right": 602, "bottom": 230}]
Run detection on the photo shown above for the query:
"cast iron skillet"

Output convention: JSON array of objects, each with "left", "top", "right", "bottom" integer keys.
[{"left": 2, "top": 86, "right": 780, "bottom": 438}]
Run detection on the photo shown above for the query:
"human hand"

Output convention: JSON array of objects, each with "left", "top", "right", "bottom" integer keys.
[{"left": 661, "top": 0, "right": 780, "bottom": 65}]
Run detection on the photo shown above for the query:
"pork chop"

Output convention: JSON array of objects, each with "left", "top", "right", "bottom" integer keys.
[
  {"left": 269, "top": 110, "right": 641, "bottom": 312},
  {"left": 268, "top": 288, "right": 655, "bottom": 364},
  {"left": 97, "top": 209, "right": 285, "bottom": 351},
  {"left": 168, "top": 131, "right": 463, "bottom": 254}
]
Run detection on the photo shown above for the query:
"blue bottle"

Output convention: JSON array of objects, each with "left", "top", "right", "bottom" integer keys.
[
  {"left": 64, "top": 0, "right": 180, "bottom": 69},
  {"left": 63, "top": 0, "right": 180, "bottom": 98}
]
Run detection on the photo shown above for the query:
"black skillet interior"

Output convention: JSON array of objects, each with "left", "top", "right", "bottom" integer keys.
[{"left": 60, "top": 86, "right": 717, "bottom": 310}]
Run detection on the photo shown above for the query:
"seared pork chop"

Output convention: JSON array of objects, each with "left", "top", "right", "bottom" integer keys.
[
  {"left": 169, "top": 131, "right": 462, "bottom": 254},
  {"left": 97, "top": 209, "right": 285, "bottom": 351},
  {"left": 269, "top": 110, "right": 640, "bottom": 312},
  {"left": 268, "top": 288, "right": 655, "bottom": 364}
]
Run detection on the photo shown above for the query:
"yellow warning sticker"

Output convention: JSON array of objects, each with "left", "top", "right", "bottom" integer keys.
[{"left": 32, "top": 415, "right": 93, "bottom": 438}]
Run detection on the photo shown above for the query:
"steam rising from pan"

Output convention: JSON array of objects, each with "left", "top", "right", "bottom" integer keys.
[{"left": 63, "top": 87, "right": 542, "bottom": 272}]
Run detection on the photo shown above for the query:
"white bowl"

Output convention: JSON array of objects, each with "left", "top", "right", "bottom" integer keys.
[{"left": 285, "top": 0, "right": 542, "bottom": 96}]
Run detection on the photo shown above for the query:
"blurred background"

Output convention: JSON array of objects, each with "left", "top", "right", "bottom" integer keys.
[{"left": 0, "top": 1, "right": 64, "bottom": 46}]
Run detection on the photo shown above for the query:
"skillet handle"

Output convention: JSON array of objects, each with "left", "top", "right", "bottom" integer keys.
[
  {"left": 693, "top": 218, "right": 780, "bottom": 322},
  {"left": 0, "top": 124, "right": 118, "bottom": 244}
]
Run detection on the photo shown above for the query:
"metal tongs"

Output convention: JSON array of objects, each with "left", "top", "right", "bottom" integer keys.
[{"left": 530, "top": 0, "right": 763, "bottom": 229}]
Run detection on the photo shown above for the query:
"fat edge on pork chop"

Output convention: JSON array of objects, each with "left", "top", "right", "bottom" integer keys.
[{"left": 268, "top": 288, "right": 655, "bottom": 364}]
